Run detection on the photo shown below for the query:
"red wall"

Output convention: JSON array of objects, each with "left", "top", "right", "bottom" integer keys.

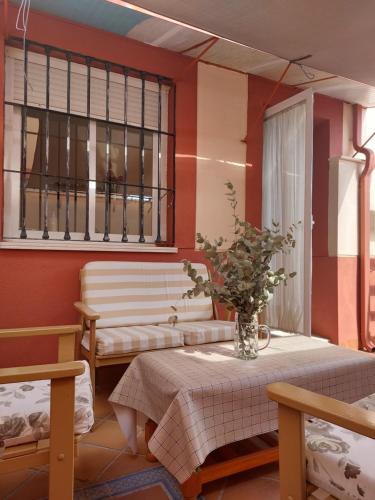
[
  {"left": 313, "top": 95, "right": 344, "bottom": 256},
  {"left": 311, "top": 96, "right": 359, "bottom": 348},
  {"left": 369, "top": 259, "right": 375, "bottom": 340},
  {"left": 311, "top": 120, "right": 338, "bottom": 340},
  {"left": 0, "top": 2, "right": 4, "bottom": 239},
  {"left": 0, "top": 6, "right": 201, "bottom": 366}
]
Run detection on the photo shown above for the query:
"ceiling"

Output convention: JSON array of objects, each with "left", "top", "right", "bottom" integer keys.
[
  {"left": 11, "top": 0, "right": 375, "bottom": 106},
  {"left": 122, "top": 0, "right": 375, "bottom": 87}
]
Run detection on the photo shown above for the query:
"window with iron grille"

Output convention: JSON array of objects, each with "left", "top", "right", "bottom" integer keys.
[{"left": 3, "top": 39, "right": 176, "bottom": 245}]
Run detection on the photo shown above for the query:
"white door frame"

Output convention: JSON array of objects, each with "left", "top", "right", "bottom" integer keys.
[{"left": 264, "top": 88, "right": 314, "bottom": 336}]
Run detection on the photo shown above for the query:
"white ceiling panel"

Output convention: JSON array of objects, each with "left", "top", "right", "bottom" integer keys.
[
  {"left": 124, "top": 0, "right": 375, "bottom": 87},
  {"left": 188, "top": 39, "right": 282, "bottom": 75},
  {"left": 264, "top": 64, "right": 331, "bottom": 87},
  {"left": 127, "top": 17, "right": 209, "bottom": 51},
  {"left": 298, "top": 77, "right": 375, "bottom": 108}
]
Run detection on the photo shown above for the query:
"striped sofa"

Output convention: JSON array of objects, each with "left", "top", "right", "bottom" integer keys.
[{"left": 74, "top": 261, "right": 235, "bottom": 387}]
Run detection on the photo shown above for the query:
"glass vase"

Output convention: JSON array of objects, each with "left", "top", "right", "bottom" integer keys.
[{"left": 234, "top": 313, "right": 271, "bottom": 360}]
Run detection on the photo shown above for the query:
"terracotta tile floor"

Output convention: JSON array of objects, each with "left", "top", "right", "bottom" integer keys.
[{"left": 0, "top": 384, "right": 280, "bottom": 499}]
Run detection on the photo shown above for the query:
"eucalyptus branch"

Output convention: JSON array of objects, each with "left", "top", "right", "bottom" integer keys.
[{"left": 181, "top": 182, "right": 299, "bottom": 318}]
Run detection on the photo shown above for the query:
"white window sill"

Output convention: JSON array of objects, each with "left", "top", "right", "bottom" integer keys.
[{"left": 0, "top": 240, "right": 178, "bottom": 253}]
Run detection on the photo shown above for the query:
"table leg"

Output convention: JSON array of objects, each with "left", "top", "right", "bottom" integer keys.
[
  {"left": 181, "top": 471, "right": 202, "bottom": 500},
  {"left": 145, "top": 419, "right": 158, "bottom": 462}
]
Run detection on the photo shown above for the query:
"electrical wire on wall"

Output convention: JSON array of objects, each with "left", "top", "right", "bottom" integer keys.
[{"left": 16, "top": 0, "right": 31, "bottom": 88}]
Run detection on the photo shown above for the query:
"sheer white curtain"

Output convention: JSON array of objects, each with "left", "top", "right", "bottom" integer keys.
[{"left": 262, "top": 102, "right": 306, "bottom": 334}]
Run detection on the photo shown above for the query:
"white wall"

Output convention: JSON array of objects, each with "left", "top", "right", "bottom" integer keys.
[
  {"left": 328, "top": 156, "right": 364, "bottom": 257},
  {"left": 328, "top": 155, "right": 375, "bottom": 257},
  {"left": 196, "top": 62, "right": 247, "bottom": 248},
  {"left": 330, "top": 106, "right": 375, "bottom": 257}
]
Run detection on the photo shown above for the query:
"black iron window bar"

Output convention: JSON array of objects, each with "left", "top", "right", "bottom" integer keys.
[{"left": 6, "top": 37, "right": 176, "bottom": 245}]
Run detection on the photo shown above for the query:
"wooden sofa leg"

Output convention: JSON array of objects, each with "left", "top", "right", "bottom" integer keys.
[
  {"left": 49, "top": 377, "right": 76, "bottom": 500},
  {"left": 88, "top": 320, "right": 97, "bottom": 397},
  {"left": 278, "top": 403, "right": 306, "bottom": 500}
]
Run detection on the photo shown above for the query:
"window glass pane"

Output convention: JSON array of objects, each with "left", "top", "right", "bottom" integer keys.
[
  {"left": 126, "top": 186, "right": 141, "bottom": 236},
  {"left": 126, "top": 128, "right": 140, "bottom": 194},
  {"left": 94, "top": 180, "right": 105, "bottom": 234},
  {"left": 26, "top": 110, "right": 43, "bottom": 175},
  {"left": 95, "top": 123, "right": 154, "bottom": 236},
  {"left": 160, "top": 134, "right": 169, "bottom": 190},
  {"left": 159, "top": 188, "right": 169, "bottom": 241},
  {"left": 143, "top": 192, "right": 153, "bottom": 236},
  {"left": 110, "top": 127, "right": 125, "bottom": 183},
  {"left": 108, "top": 184, "right": 126, "bottom": 235},
  {"left": 24, "top": 110, "right": 88, "bottom": 233},
  {"left": 25, "top": 173, "right": 42, "bottom": 231}
]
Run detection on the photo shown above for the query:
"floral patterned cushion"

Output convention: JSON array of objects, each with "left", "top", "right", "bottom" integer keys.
[
  {"left": 305, "top": 393, "right": 375, "bottom": 500},
  {"left": 0, "top": 361, "right": 94, "bottom": 449}
]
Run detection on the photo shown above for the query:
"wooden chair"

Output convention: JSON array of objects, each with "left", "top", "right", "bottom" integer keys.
[
  {"left": 0, "top": 325, "right": 91, "bottom": 500},
  {"left": 267, "top": 382, "right": 375, "bottom": 500}
]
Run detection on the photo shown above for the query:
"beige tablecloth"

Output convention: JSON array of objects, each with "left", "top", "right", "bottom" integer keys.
[{"left": 109, "top": 335, "right": 375, "bottom": 483}]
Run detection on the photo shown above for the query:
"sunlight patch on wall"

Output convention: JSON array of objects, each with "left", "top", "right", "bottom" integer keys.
[{"left": 195, "top": 63, "right": 248, "bottom": 248}]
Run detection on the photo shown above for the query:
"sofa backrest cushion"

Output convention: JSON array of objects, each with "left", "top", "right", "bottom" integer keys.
[{"left": 81, "top": 261, "right": 213, "bottom": 328}]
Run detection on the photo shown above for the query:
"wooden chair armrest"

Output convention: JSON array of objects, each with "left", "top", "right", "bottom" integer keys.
[
  {"left": 0, "top": 325, "right": 81, "bottom": 364},
  {"left": 0, "top": 325, "right": 81, "bottom": 339},
  {"left": 74, "top": 301, "right": 100, "bottom": 321},
  {"left": 0, "top": 360, "right": 85, "bottom": 384},
  {"left": 267, "top": 382, "right": 375, "bottom": 439}
]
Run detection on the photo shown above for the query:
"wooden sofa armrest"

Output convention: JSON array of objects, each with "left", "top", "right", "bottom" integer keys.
[
  {"left": 224, "top": 308, "right": 233, "bottom": 321},
  {"left": 267, "top": 382, "right": 375, "bottom": 439},
  {"left": 74, "top": 302, "right": 97, "bottom": 389},
  {"left": 74, "top": 302, "right": 100, "bottom": 321}
]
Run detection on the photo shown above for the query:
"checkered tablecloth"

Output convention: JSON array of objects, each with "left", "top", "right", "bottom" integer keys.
[{"left": 109, "top": 335, "right": 375, "bottom": 483}]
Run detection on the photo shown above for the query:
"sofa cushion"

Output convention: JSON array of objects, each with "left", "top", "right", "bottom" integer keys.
[
  {"left": 305, "top": 392, "right": 375, "bottom": 500},
  {"left": 160, "top": 320, "right": 235, "bottom": 345},
  {"left": 0, "top": 361, "right": 94, "bottom": 448},
  {"left": 82, "top": 325, "right": 184, "bottom": 357},
  {"left": 81, "top": 261, "right": 213, "bottom": 329}
]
